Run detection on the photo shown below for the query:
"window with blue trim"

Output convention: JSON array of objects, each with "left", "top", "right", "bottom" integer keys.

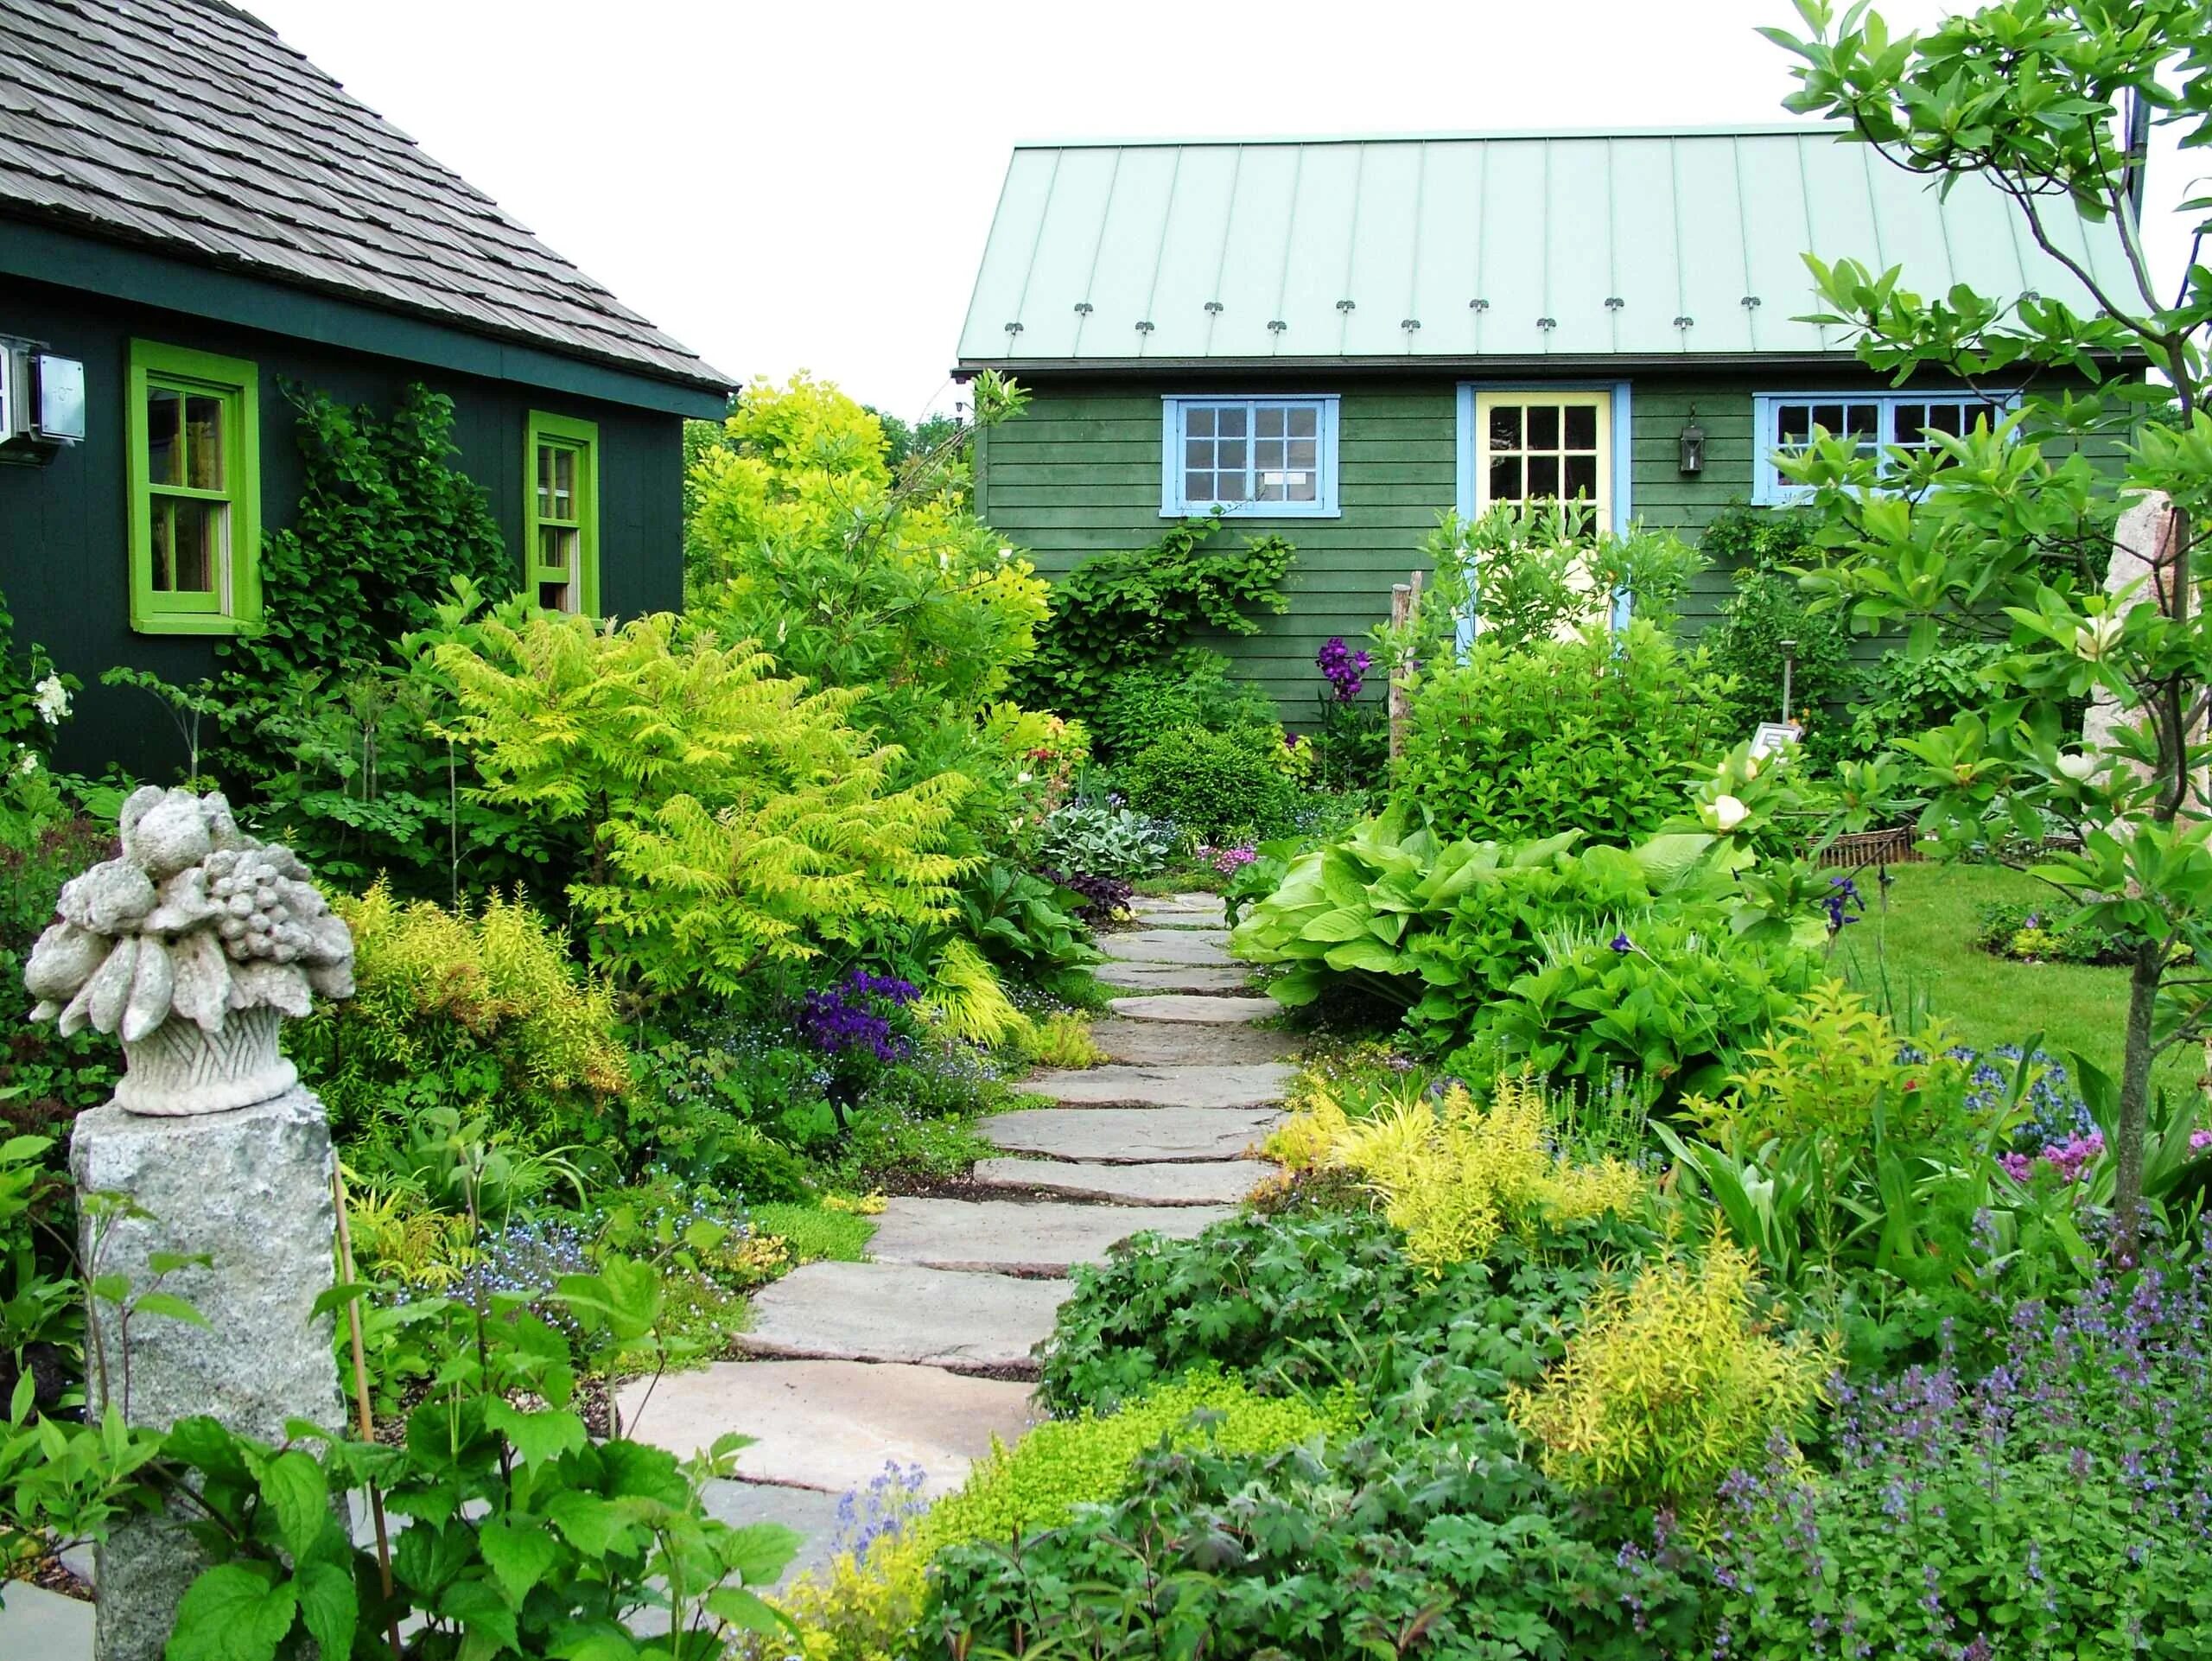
[
  {"left": 1160, "top": 395, "right": 1338, "bottom": 517},
  {"left": 1753, "top": 390, "right": 2015, "bottom": 503}
]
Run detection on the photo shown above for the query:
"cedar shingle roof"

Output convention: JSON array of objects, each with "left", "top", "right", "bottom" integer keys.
[{"left": 0, "top": 0, "right": 730, "bottom": 392}]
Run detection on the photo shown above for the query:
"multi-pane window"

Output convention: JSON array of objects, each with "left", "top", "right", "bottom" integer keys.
[
  {"left": 525, "top": 411, "right": 599, "bottom": 614},
  {"left": 1473, "top": 391, "right": 1611, "bottom": 525},
  {"left": 127, "top": 341, "right": 260, "bottom": 634},
  {"left": 1756, "top": 391, "right": 2014, "bottom": 502},
  {"left": 1160, "top": 396, "right": 1338, "bottom": 517}
]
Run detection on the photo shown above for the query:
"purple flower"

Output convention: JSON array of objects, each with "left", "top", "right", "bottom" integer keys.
[
  {"left": 1315, "top": 636, "right": 1371, "bottom": 702},
  {"left": 1610, "top": 932, "right": 1634, "bottom": 954}
]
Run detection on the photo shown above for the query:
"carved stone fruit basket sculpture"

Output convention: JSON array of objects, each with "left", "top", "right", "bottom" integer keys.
[{"left": 23, "top": 786, "right": 354, "bottom": 1116}]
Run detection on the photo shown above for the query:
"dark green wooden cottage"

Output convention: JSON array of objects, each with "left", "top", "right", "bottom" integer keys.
[
  {"left": 0, "top": 0, "right": 731, "bottom": 773},
  {"left": 955, "top": 126, "right": 2134, "bottom": 717}
]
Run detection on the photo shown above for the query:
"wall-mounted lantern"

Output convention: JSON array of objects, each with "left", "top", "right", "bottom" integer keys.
[
  {"left": 1677, "top": 413, "right": 1706, "bottom": 475},
  {"left": 0, "top": 339, "right": 86, "bottom": 464}
]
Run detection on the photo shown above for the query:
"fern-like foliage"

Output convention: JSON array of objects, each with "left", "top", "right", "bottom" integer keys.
[{"left": 429, "top": 601, "right": 976, "bottom": 997}]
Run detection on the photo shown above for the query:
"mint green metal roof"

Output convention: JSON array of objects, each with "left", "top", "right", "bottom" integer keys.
[{"left": 956, "top": 126, "right": 2133, "bottom": 367}]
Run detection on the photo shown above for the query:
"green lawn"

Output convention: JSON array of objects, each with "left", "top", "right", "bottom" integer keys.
[{"left": 1827, "top": 860, "right": 2197, "bottom": 1095}]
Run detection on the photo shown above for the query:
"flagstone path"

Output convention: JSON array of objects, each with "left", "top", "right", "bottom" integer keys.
[
  {"left": 0, "top": 894, "right": 1289, "bottom": 1649},
  {"left": 613, "top": 891, "right": 1289, "bottom": 1587}
]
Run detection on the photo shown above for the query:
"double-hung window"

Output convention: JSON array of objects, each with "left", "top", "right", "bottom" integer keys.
[
  {"left": 1160, "top": 395, "right": 1338, "bottom": 517},
  {"left": 127, "top": 340, "right": 260, "bottom": 634},
  {"left": 526, "top": 410, "right": 600, "bottom": 614},
  {"left": 1753, "top": 390, "right": 2015, "bottom": 504}
]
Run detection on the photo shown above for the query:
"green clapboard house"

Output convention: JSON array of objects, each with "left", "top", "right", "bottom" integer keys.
[
  {"left": 955, "top": 125, "right": 2135, "bottom": 719},
  {"left": 0, "top": 0, "right": 731, "bottom": 775}
]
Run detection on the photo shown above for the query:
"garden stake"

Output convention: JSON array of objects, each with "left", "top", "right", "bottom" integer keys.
[{"left": 332, "top": 1164, "right": 406, "bottom": 1661}]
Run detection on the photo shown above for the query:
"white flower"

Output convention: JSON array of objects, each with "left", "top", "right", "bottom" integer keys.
[
  {"left": 2056, "top": 751, "right": 2099, "bottom": 782},
  {"left": 12, "top": 748, "right": 36, "bottom": 778},
  {"left": 2073, "top": 613, "right": 2123, "bottom": 663},
  {"left": 938, "top": 551, "right": 954, "bottom": 571},
  {"left": 1016, "top": 772, "right": 1033, "bottom": 785},
  {"left": 1741, "top": 754, "right": 1761, "bottom": 780},
  {"left": 997, "top": 546, "right": 1013, "bottom": 561},
  {"left": 1708, "top": 794, "right": 1751, "bottom": 833},
  {"left": 32, "top": 674, "right": 68, "bottom": 727}
]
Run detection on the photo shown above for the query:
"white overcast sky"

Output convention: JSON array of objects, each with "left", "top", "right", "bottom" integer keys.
[{"left": 246, "top": 0, "right": 2200, "bottom": 419}]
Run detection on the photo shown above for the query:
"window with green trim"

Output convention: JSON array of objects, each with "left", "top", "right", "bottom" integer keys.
[
  {"left": 526, "top": 411, "right": 599, "bottom": 614},
  {"left": 127, "top": 340, "right": 260, "bottom": 634}
]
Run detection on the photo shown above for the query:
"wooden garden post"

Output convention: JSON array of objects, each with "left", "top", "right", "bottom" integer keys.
[{"left": 1388, "top": 570, "right": 1423, "bottom": 761}]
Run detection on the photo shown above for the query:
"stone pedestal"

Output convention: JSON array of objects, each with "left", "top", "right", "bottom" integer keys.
[{"left": 70, "top": 1088, "right": 344, "bottom": 1661}]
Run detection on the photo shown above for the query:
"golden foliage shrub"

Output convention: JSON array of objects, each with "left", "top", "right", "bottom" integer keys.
[
  {"left": 1265, "top": 1074, "right": 1644, "bottom": 1272},
  {"left": 1508, "top": 1235, "right": 1832, "bottom": 1513},
  {"left": 302, "top": 881, "right": 629, "bottom": 1142}
]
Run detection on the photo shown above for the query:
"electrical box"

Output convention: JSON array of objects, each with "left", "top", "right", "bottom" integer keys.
[{"left": 0, "top": 337, "right": 86, "bottom": 462}]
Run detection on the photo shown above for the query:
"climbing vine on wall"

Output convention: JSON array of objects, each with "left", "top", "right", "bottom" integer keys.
[{"left": 1012, "top": 513, "right": 1296, "bottom": 729}]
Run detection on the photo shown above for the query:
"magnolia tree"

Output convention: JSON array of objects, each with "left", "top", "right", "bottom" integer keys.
[{"left": 1766, "top": 0, "right": 2212, "bottom": 1245}]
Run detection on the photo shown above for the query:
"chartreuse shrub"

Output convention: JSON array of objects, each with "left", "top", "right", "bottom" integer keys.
[
  {"left": 1509, "top": 1235, "right": 1832, "bottom": 1518},
  {"left": 431, "top": 601, "right": 971, "bottom": 999},
  {"left": 1395, "top": 620, "right": 1735, "bottom": 846},
  {"left": 293, "top": 880, "right": 628, "bottom": 1147},
  {"left": 1267, "top": 1075, "right": 1644, "bottom": 1273},
  {"left": 766, "top": 1367, "right": 1348, "bottom": 1661}
]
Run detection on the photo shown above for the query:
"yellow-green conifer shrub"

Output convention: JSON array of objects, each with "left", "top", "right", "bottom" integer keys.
[
  {"left": 304, "top": 881, "right": 628, "bottom": 1142},
  {"left": 766, "top": 1368, "right": 1352, "bottom": 1661},
  {"left": 431, "top": 602, "right": 973, "bottom": 998},
  {"left": 1508, "top": 1235, "right": 1833, "bottom": 1515},
  {"left": 1266, "top": 1075, "right": 1645, "bottom": 1272}
]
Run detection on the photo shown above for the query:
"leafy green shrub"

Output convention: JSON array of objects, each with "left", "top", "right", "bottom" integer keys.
[
  {"left": 1971, "top": 896, "right": 2132, "bottom": 965},
  {"left": 1396, "top": 620, "right": 1735, "bottom": 845},
  {"left": 1697, "top": 502, "right": 1856, "bottom": 770},
  {"left": 1038, "top": 1205, "right": 1634, "bottom": 1412},
  {"left": 1086, "top": 646, "right": 1278, "bottom": 761},
  {"left": 1840, "top": 638, "right": 2005, "bottom": 760},
  {"left": 0, "top": 582, "right": 70, "bottom": 763},
  {"left": 1035, "top": 799, "right": 1175, "bottom": 880},
  {"left": 1509, "top": 1236, "right": 1830, "bottom": 1515},
  {"left": 931, "top": 1378, "right": 1702, "bottom": 1661},
  {"left": 953, "top": 859, "right": 1099, "bottom": 1000},
  {"left": 1014, "top": 514, "right": 1295, "bottom": 729},
  {"left": 771, "top": 1367, "right": 1344, "bottom": 1660},
  {"left": 295, "top": 881, "right": 629, "bottom": 1149},
  {"left": 1119, "top": 724, "right": 1300, "bottom": 842},
  {"left": 1453, "top": 909, "right": 1826, "bottom": 1103}
]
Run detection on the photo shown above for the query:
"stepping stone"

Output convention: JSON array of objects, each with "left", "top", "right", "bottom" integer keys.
[
  {"left": 1134, "top": 893, "right": 1226, "bottom": 923},
  {"left": 1096, "top": 961, "right": 1254, "bottom": 994},
  {"left": 0, "top": 1582, "right": 92, "bottom": 1661},
  {"left": 1024, "top": 1061, "right": 1293, "bottom": 1108},
  {"left": 736, "top": 1262, "right": 1065, "bottom": 1377},
  {"left": 699, "top": 1480, "right": 847, "bottom": 1590},
  {"left": 1109, "top": 993, "right": 1278, "bottom": 1024},
  {"left": 1089, "top": 1016, "right": 1296, "bottom": 1067},
  {"left": 973, "top": 1156, "right": 1275, "bottom": 1206},
  {"left": 1098, "top": 929, "right": 1233, "bottom": 965},
  {"left": 982, "top": 1105, "right": 1281, "bottom": 1164},
  {"left": 868, "top": 1196, "right": 1232, "bottom": 1274},
  {"left": 617, "top": 1360, "right": 1036, "bottom": 1495}
]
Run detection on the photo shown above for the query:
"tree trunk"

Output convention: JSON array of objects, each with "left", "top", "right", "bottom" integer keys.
[{"left": 2116, "top": 938, "right": 2160, "bottom": 1256}]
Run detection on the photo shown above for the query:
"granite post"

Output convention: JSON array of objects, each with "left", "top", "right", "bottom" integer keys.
[{"left": 28, "top": 787, "right": 357, "bottom": 1661}]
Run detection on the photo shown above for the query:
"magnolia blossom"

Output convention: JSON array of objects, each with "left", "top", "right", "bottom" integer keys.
[
  {"left": 2072, "top": 612, "right": 2123, "bottom": 663},
  {"left": 31, "top": 673, "right": 68, "bottom": 727},
  {"left": 2056, "top": 751, "right": 2099, "bottom": 782},
  {"left": 1707, "top": 793, "right": 1751, "bottom": 833}
]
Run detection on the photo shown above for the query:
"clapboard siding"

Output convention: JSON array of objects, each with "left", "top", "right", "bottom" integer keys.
[{"left": 976, "top": 367, "right": 2104, "bottom": 722}]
